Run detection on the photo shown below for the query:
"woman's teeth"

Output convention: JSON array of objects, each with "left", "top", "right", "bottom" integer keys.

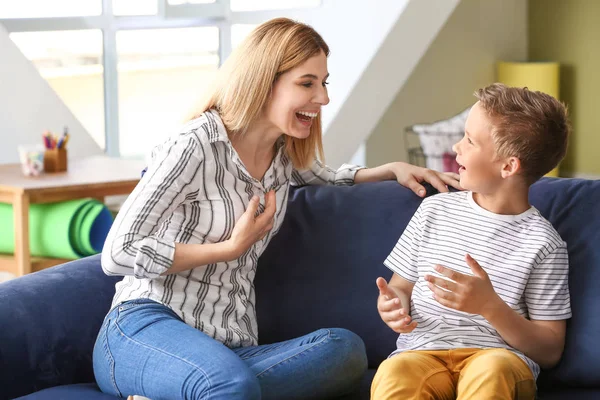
[{"left": 297, "top": 111, "right": 318, "bottom": 118}]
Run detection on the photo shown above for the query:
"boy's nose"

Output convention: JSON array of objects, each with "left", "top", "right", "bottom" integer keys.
[{"left": 452, "top": 142, "right": 459, "bottom": 154}]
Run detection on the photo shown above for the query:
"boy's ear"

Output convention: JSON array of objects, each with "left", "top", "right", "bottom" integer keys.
[{"left": 501, "top": 157, "right": 521, "bottom": 178}]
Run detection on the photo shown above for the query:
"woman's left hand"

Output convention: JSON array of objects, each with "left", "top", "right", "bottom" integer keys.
[
  {"left": 390, "top": 162, "right": 461, "bottom": 197},
  {"left": 355, "top": 161, "right": 461, "bottom": 197}
]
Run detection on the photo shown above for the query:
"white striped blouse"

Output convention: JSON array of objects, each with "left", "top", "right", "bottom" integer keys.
[
  {"left": 384, "top": 191, "right": 571, "bottom": 378},
  {"left": 101, "top": 109, "right": 363, "bottom": 348}
]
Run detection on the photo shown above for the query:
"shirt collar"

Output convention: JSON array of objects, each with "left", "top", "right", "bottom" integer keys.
[
  {"left": 204, "top": 109, "right": 231, "bottom": 144},
  {"left": 205, "top": 108, "right": 287, "bottom": 153}
]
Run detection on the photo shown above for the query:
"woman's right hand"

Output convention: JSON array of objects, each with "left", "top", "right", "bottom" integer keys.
[
  {"left": 376, "top": 277, "right": 417, "bottom": 334},
  {"left": 228, "top": 190, "right": 277, "bottom": 259}
]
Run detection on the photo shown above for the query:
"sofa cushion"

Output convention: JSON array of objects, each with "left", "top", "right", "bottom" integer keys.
[
  {"left": 529, "top": 178, "right": 600, "bottom": 388},
  {"left": 0, "top": 255, "right": 120, "bottom": 399},
  {"left": 537, "top": 387, "right": 600, "bottom": 400},
  {"left": 15, "top": 383, "right": 119, "bottom": 400}
]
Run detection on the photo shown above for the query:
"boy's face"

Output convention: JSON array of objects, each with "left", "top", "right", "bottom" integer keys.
[{"left": 452, "top": 102, "right": 503, "bottom": 193}]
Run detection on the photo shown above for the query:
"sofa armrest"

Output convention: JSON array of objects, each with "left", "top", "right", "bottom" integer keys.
[{"left": 0, "top": 255, "right": 120, "bottom": 400}]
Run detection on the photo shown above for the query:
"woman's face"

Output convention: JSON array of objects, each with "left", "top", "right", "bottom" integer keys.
[{"left": 264, "top": 50, "right": 330, "bottom": 139}]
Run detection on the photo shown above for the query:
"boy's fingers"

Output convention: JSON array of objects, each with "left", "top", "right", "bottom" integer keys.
[
  {"left": 382, "top": 309, "right": 408, "bottom": 322},
  {"left": 376, "top": 277, "right": 397, "bottom": 299},
  {"left": 380, "top": 309, "right": 401, "bottom": 322},
  {"left": 388, "top": 319, "right": 409, "bottom": 331},
  {"left": 404, "top": 321, "right": 418, "bottom": 332},
  {"left": 378, "top": 298, "right": 402, "bottom": 312},
  {"left": 390, "top": 320, "right": 418, "bottom": 333},
  {"left": 376, "top": 277, "right": 388, "bottom": 292}
]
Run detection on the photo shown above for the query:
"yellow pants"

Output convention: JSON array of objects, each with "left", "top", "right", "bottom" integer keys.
[{"left": 371, "top": 348, "right": 535, "bottom": 400}]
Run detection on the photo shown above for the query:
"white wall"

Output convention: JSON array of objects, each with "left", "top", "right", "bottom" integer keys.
[
  {"left": 316, "top": 0, "right": 460, "bottom": 167},
  {"left": 367, "top": 0, "right": 528, "bottom": 167},
  {"left": 301, "top": 0, "right": 410, "bottom": 130},
  {"left": 0, "top": 24, "right": 102, "bottom": 164}
]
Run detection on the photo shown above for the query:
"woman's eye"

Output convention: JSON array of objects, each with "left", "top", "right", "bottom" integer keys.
[
  {"left": 323, "top": 81, "right": 329, "bottom": 87},
  {"left": 302, "top": 82, "right": 313, "bottom": 88}
]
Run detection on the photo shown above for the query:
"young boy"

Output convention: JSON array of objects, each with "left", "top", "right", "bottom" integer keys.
[{"left": 372, "top": 83, "right": 571, "bottom": 400}]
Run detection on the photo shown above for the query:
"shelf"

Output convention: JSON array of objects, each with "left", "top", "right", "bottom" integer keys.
[{"left": 0, "top": 254, "right": 72, "bottom": 277}]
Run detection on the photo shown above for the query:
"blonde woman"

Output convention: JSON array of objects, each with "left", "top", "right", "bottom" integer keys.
[{"left": 93, "top": 18, "right": 460, "bottom": 400}]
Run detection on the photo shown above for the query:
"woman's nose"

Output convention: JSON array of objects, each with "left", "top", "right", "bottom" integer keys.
[{"left": 315, "top": 85, "right": 330, "bottom": 106}]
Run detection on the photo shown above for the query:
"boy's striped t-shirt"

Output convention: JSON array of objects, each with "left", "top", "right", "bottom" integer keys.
[{"left": 383, "top": 191, "right": 571, "bottom": 378}]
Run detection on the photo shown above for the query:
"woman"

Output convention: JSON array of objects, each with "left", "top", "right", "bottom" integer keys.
[{"left": 93, "top": 18, "right": 460, "bottom": 400}]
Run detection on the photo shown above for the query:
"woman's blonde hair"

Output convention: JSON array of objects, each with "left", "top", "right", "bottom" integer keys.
[{"left": 192, "top": 18, "right": 330, "bottom": 169}]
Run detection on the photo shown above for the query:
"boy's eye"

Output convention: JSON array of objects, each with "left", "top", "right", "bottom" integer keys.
[{"left": 467, "top": 138, "right": 473, "bottom": 145}]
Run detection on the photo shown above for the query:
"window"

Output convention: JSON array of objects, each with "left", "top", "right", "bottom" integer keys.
[
  {"left": 112, "top": 0, "right": 157, "bottom": 16},
  {"left": 116, "top": 27, "right": 219, "bottom": 157},
  {"left": 169, "top": 0, "right": 216, "bottom": 4},
  {"left": 0, "top": 0, "right": 101, "bottom": 18},
  {"left": 2, "top": 1, "right": 321, "bottom": 158},
  {"left": 230, "top": 0, "right": 320, "bottom": 12},
  {"left": 231, "top": 24, "right": 257, "bottom": 50}
]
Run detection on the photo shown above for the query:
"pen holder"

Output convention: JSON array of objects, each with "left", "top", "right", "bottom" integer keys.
[{"left": 44, "top": 148, "right": 68, "bottom": 173}]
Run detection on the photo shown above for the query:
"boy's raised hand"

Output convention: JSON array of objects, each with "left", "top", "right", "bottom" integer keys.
[
  {"left": 376, "top": 277, "right": 417, "bottom": 334},
  {"left": 424, "top": 254, "right": 502, "bottom": 318}
]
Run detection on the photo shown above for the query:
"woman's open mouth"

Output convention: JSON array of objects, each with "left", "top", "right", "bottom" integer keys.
[{"left": 296, "top": 111, "right": 318, "bottom": 127}]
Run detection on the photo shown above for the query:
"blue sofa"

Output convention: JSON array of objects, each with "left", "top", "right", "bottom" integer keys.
[{"left": 2, "top": 178, "right": 600, "bottom": 400}]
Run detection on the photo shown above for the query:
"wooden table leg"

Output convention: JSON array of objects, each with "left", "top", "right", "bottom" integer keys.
[{"left": 13, "top": 192, "right": 31, "bottom": 276}]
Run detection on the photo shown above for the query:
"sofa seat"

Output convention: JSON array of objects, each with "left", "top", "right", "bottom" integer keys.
[{"left": 3, "top": 178, "right": 600, "bottom": 399}]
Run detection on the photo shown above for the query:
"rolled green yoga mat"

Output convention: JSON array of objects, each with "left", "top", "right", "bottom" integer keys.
[{"left": 0, "top": 198, "right": 114, "bottom": 259}]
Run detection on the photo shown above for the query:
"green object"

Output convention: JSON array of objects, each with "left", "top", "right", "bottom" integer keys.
[{"left": 0, "top": 198, "right": 114, "bottom": 259}]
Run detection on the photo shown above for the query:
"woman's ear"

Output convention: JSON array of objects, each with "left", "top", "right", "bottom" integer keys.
[{"left": 501, "top": 156, "right": 521, "bottom": 179}]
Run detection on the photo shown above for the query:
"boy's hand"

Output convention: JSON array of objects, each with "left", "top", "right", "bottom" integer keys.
[
  {"left": 425, "top": 254, "right": 503, "bottom": 318},
  {"left": 376, "top": 277, "right": 417, "bottom": 334}
]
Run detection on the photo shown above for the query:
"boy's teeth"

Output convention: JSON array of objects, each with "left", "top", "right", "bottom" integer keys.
[{"left": 297, "top": 111, "right": 318, "bottom": 118}]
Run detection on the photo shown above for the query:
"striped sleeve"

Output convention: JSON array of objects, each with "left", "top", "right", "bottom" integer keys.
[
  {"left": 291, "top": 159, "right": 364, "bottom": 186},
  {"left": 525, "top": 244, "right": 571, "bottom": 320},
  {"left": 383, "top": 206, "right": 423, "bottom": 283},
  {"left": 101, "top": 133, "right": 203, "bottom": 279}
]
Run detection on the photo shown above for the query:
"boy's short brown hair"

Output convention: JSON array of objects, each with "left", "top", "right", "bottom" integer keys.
[{"left": 474, "top": 83, "right": 570, "bottom": 183}]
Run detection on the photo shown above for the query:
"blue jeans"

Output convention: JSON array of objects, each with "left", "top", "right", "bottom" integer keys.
[{"left": 93, "top": 299, "right": 367, "bottom": 400}]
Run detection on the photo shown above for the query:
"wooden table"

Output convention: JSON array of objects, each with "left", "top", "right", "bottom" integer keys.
[{"left": 0, "top": 156, "right": 145, "bottom": 277}]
